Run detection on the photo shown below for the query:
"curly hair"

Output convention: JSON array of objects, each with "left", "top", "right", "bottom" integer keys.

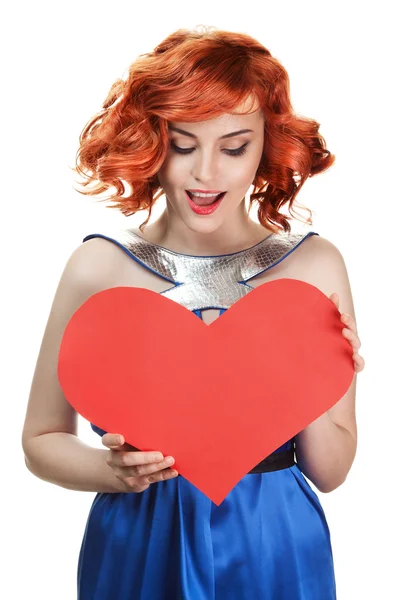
[{"left": 71, "top": 26, "right": 335, "bottom": 233}]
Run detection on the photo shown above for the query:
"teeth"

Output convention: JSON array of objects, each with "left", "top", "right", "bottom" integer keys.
[
  {"left": 186, "top": 190, "right": 226, "bottom": 208},
  {"left": 188, "top": 191, "right": 222, "bottom": 198}
]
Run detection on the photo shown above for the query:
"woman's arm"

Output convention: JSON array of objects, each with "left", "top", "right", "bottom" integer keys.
[
  {"left": 293, "top": 236, "right": 359, "bottom": 493},
  {"left": 294, "top": 394, "right": 357, "bottom": 493},
  {"left": 24, "top": 432, "right": 124, "bottom": 493},
  {"left": 22, "top": 238, "right": 126, "bottom": 493}
]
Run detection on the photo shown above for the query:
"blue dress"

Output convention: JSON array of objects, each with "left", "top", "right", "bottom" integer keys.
[{"left": 76, "top": 229, "right": 337, "bottom": 600}]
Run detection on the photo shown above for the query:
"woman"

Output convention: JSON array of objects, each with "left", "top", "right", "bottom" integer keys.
[{"left": 22, "top": 26, "right": 364, "bottom": 599}]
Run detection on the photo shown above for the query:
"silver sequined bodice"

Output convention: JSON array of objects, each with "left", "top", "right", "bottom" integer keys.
[{"left": 83, "top": 228, "right": 319, "bottom": 315}]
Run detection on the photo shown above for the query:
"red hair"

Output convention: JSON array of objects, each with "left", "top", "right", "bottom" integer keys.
[{"left": 71, "top": 26, "right": 335, "bottom": 233}]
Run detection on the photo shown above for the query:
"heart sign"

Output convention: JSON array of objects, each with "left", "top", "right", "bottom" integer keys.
[{"left": 57, "top": 278, "right": 354, "bottom": 505}]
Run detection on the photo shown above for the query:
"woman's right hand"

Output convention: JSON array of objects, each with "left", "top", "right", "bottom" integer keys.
[{"left": 102, "top": 433, "right": 178, "bottom": 493}]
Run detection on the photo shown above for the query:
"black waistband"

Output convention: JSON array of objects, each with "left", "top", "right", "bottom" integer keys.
[{"left": 248, "top": 447, "right": 296, "bottom": 474}]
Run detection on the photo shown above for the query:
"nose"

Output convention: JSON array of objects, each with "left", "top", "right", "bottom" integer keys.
[{"left": 191, "top": 148, "right": 220, "bottom": 184}]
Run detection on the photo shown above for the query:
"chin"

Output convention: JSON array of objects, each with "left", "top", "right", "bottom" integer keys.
[{"left": 184, "top": 216, "right": 224, "bottom": 235}]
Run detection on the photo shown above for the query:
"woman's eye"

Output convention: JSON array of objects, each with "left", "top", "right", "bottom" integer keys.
[{"left": 170, "top": 141, "right": 248, "bottom": 157}]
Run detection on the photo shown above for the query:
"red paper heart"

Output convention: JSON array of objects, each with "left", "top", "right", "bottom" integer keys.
[{"left": 58, "top": 278, "right": 354, "bottom": 505}]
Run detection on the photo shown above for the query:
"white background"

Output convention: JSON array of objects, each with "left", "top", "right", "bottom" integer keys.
[{"left": 3, "top": 1, "right": 406, "bottom": 598}]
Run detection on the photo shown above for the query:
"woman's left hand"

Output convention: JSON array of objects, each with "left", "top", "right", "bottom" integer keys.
[{"left": 330, "top": 292, "right": 365, "bottom": 374}]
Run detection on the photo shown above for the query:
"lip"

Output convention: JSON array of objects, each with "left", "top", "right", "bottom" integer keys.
[
  {"left": 187, "top": 189, "right": 225, "bottom": 194},
  {"left": 185, "top": 190, "right": 226, "bottom": 215}
]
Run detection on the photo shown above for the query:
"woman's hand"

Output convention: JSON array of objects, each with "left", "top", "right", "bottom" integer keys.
[
  {"left": 330, "top": 292, "right": 365, "bottom": 374},
  {"left": 102, "top": 433, "right": 178, "bottom": 493}
]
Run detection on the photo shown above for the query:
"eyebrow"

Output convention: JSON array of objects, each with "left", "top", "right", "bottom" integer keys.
[{"left": 168, "top": 125, "right": 254, "bottom": 139}]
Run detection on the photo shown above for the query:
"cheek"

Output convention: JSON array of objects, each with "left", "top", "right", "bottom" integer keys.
[
  {"left": 232, "top": 159, "right": 261, "bottom": 189},
  {"left": 158, "top": 160, "right": 187, "bottom": 190}
]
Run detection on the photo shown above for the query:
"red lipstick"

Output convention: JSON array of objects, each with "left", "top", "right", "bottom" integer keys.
[{"left": 185, "top": 191, "right": 226, "bottom": 215}]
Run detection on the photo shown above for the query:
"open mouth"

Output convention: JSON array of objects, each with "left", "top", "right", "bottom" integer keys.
[
  {"left": 185, "top": 190, "right": 226, "bottom": 215},
  {"left": 186, "top": 191, "right": 226, "bottom": 206}
]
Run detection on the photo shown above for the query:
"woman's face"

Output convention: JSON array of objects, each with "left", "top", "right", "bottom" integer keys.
[{"left": 156, "top": 100, "right": 265, "bottom": 235}]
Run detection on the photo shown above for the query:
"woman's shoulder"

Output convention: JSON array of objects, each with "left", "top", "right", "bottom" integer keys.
[
  {"left": 60, "top": 229, "right": 142, "bottom": 300},
  {"left": 295, "top": 233, "right": 346, "bottom": 270},
  {"left": 74, "top": 228, "right": 166, "bottom": 293},
  {"left": 256, "top": 230, "right": 347, "bottom": 289},
  {"left": 303, "top": 232, "right": 342, "bottom": 253},
  {"left": 288, "top": 232, "right": 352, "bottom": 305}
]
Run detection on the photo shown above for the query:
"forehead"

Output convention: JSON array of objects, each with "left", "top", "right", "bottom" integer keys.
[{"left": 169, "top": 97, "right": 264, "bottom": 137}]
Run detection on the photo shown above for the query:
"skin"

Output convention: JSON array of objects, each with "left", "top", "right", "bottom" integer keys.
[
  {"left": 145, "top": 95, "right": 269, "bottom": 255},
  {"left": 103, "top": 99, "right": 365, "bottom": 493}
]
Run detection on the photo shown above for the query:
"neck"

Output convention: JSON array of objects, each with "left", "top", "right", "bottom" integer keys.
[{"left": 139, "top": 202, "right": 270, "bottom": 256}]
